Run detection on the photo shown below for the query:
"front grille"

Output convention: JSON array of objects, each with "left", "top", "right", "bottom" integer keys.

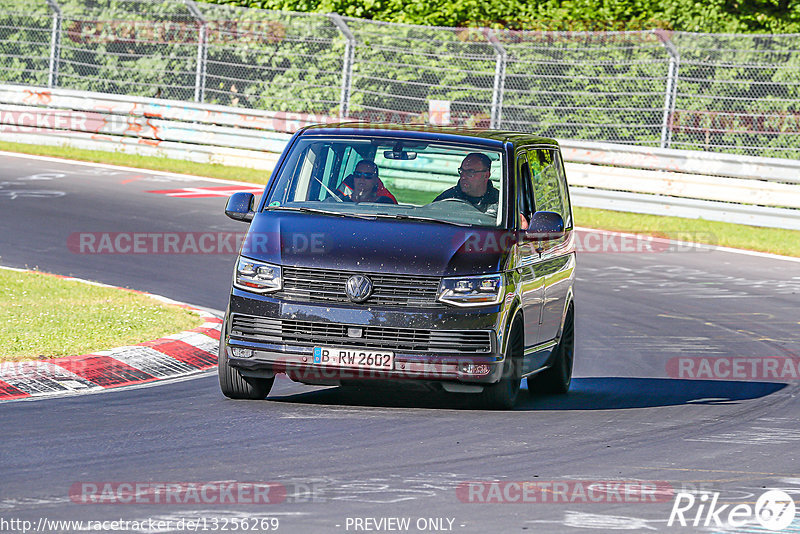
[
  {"left": 230, "top": 314, "right": 493, "bottom": 354},
  {"left": 274, "top": 266, "right": 442, "bottom": 308}
]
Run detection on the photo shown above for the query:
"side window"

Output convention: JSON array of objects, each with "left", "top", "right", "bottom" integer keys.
[
  {"left": 309, "top": 145, "right": 368, "bottom": 201},
  {"left": 554, "top": 151, "right": 572, "bottom": 228},
  {"left": 289, "top": 144, "right": 319, "bottom": 202},
  {"left": 517, "top": 153, "right": 535, "bottom": 224},
  {"left": 528, "top": 148, "right": 550, "bottom": 176},
  {"left": 528, "top": 148, "right": 567, "bottom": 224},
  {"left": 307, "top": 144, "right": 338, "bottom": 201}
]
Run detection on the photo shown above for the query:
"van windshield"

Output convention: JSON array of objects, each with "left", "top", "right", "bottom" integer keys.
[{"left": 264, "top": 137, "right": 506, "bottom": 228}]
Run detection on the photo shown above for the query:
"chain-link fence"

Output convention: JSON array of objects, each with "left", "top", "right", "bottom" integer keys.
[{"left": 1, "top": 0, "right": 798, "bottom": 159}]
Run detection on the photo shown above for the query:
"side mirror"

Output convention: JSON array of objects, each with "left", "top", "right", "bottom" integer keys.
[
  {"left": 225, "top": 192, "right": 255, "bottom": 222},
  {"left": 524, "top": 211, "right": 565, "bottom": 242}
]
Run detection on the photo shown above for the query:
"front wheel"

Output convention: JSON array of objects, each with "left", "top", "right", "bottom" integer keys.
[
  {"left": 528, "top": 304, "right": 574, "bottom": 395},
  {"left": 476, "top": 325, "right": 523, "bottom": 410},
  {"left": 218, "top": 335, "right": 274, "bottom": 400}
]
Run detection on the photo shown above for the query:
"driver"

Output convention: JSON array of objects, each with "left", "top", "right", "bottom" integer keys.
[{"left": 433, "top": 153, "right": 498, "bottom": 215}]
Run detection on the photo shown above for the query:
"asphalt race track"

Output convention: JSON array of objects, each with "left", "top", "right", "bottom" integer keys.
[{"left": 1, "top": 152, "right": 800, "bottom": 533}]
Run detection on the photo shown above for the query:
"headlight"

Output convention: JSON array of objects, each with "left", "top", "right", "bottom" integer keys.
[
  {"left": 234, "top": 257, "right": 282, "bottom": 293},
  {"left": 438, "top": 274, "right": 503, "bottom": 307}
]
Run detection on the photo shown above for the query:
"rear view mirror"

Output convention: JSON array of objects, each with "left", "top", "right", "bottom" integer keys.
[
  {"left": 225, "top": 192, "right": 255, "bottom": 222},
  {"left": 383, "top": 150, "right": 417, "bottom": 160},
  {"left": 524, "top": 211, "right": 565, "bottom": 242}
]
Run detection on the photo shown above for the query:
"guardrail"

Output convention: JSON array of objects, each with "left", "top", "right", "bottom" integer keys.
[
  {"left": 0, "top": 84, "right": 309, "bottom": 169},
  {"left": 1, "top": 84, "right": 799, "bottom": 231},
  {"left": 560, "top": 140, "right": 800, "bottom": 230}
]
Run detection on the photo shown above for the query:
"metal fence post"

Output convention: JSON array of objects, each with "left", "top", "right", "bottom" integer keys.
[
  {"left": 486, "top": 30, "right": 506, "bottom": 130},
  {"left": 184, "top": 0, "right": 207, "bottom": 103},
  {"left": 44, "top": 0, "right": 61, "bottom": 88},
  {"left": 657, "top": 30, "right": 680, "bottom": 149},
  {"left": 329, "top": 13, "right": 355, "bottom": 118}
]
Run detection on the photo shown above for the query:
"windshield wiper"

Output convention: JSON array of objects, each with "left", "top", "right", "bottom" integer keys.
[
  {"left": 264, "top": 206, "right": 375, "bottom": 220},
  {"left": 372, "top": 213, "right": 474, "bottom": 227}
]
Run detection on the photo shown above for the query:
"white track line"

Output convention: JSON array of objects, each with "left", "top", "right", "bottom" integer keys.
[{"left": 0, "top": 149, "right": 265, "bottom": 187}]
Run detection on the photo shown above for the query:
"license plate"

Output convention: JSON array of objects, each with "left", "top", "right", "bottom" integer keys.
[{"left": 312, "top": 346, "right": 394, "bottom": 370}]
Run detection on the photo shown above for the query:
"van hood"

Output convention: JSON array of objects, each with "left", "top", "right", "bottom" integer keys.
[{"left": 242, "top": 212, "right": 509, "bottom": 276}]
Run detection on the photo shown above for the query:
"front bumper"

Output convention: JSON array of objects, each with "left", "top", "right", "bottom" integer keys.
[{"left": 223, "top": 290, "right": 507, "bottom": 385}]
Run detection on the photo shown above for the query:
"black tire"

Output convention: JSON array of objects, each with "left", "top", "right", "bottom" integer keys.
[
  {"left": 218, "top": 336, "right": 274, "bottom": 400},
  {"left": 528, "top": 304, "right": 574, "bottom": 395},
  {"left": 476, "top": 324, "right": 523, "bottom": 410}
]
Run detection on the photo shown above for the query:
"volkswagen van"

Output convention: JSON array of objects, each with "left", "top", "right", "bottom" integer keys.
[{"left": 220, "top": 124, "right": 575, "bottom": 409}]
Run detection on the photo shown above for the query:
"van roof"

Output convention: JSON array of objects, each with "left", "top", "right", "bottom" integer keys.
[{"left": 299, "top": 122, "right": 559, "bottom": 148}]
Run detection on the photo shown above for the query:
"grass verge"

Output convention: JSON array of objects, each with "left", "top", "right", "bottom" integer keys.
[
  {"left": 574, "top": 207, "right": 800, "bottom": 257},
  {"left": 0, "top": 269, "right": 204, "bottom": 362},
  {"left": 1, "top": 141, "right": 798, "bottom": 257}
]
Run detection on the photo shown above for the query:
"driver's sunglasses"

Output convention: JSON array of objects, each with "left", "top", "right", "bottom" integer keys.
[
  {"left": 353, "top": 171, "right": 377, "bottom": 179},
  {"left": 458, "top": 167, "right": 489, "bottom": 177}
]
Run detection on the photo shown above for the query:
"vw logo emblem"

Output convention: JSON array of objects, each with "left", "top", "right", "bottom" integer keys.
[{"left": 345, "top": 275, "right": 373, "bottom": 303}]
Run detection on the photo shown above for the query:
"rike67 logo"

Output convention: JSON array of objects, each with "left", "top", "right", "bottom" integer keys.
[{"left": 668, "top": 490, "right": 796, "bottom": 530}]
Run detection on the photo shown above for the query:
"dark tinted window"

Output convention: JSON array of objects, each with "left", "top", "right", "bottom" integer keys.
[
  {"left": 517, "top": 153, "right": 535, "bottom": 224},
  {"left": 528, "top": 148, "right": 569, "bottom": 226}
]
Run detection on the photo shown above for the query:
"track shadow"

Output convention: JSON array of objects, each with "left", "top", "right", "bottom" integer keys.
[
  {"left": 519, "top": 377, "right": 787, "bottom": 410},
  {"left": 267, "top": 377, "right": 787, "bottom": 411}
]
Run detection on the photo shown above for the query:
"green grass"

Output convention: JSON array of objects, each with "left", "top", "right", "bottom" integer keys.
[
  {"left": 0, "top": 269, "right": 204, "bottom": 362},
  {"left": 2, "top": 141, "right": 798, "bottom": 257},
  {"left": 574, "top": 207, "right": 800, "bottom": 257}
]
